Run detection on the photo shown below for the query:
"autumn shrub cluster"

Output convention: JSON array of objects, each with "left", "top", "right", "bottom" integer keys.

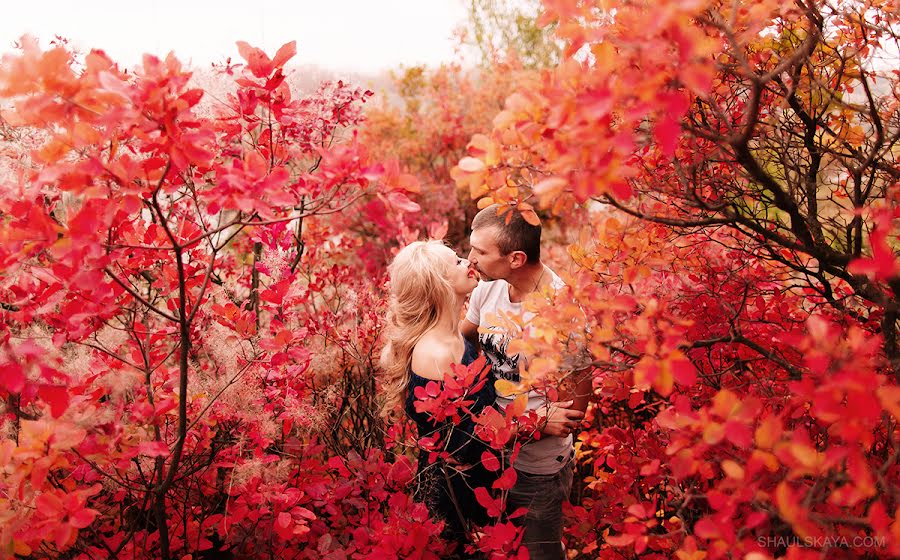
[{"left": 2, "top": 1, "right": 900, "bottom": 559}]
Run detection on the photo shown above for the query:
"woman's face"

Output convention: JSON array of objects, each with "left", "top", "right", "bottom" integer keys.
[{"left": 437, "top": 246, "right": 479, "bottom": 296}]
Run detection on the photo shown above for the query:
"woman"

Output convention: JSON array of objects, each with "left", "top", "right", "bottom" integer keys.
[{"left": 380, "top": 240, "right": 498, "bottom": 551}]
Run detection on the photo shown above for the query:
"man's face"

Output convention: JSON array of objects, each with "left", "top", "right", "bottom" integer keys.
[{"left": 468, "top": 226, "right": 510, "bottom": 282}]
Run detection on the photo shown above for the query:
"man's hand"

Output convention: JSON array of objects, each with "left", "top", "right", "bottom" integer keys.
[{"left": 538, "top": 400, "right": 585, "bottom": 437}]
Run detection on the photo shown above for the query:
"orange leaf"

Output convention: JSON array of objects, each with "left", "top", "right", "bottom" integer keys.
[
  {"left": 755, "top": 415, "right": 782, "bottom": 449},
  {"left": 520, "top": 209, "right": 540, "bottom": 226},
  {"left": 477, "top": 196, "right": 495, "bottom": 209},
  {"left": 494, "top": 378, "right": 518, "bottom": 397},
  {"left": 506, "top": 393, "right": 528, "bottom": 418}
]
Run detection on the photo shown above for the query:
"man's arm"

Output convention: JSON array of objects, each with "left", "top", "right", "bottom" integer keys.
[
  {"left": 459, "top": 318, "right": 480, "bottom": 352},
  {"left": 537, "top": 400, "right": 585, "bottom": 437},
  {"left": 542, "top": 353, "right": 594, "bottom": 435}
]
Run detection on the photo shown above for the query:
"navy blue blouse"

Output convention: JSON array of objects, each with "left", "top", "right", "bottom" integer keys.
[{"left": 404, "top": 339, "right": 500, "bottom": 539}]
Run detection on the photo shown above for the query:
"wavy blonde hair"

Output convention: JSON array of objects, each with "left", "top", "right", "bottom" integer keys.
[{"left": 379, "top": 240, "right": 457, "bottom": 421}]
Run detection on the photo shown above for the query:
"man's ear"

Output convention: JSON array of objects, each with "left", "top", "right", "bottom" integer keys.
[{"left": 508, "top": 251, "right": 528, "bottom": 269}]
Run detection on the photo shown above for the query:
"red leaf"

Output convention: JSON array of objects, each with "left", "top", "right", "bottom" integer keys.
[
  {"left": 1, "top": 363, "right": 26, "bottom": 393},
  {"left": 609, "top": 180, "right": 633, "bottom": 200},
  {"left": 328, "top": 456, "right": 350, "bottom": 476},
  {"left": 179, "top": 88, "right": 204, "bottom": 107},
  {"left": 848, "top": 222, "right": 900, "bottom": 281},
  {"left": 36, "top": 491, "right": 64, "bottom": 514},
  {"left": 680, "top": 63, "right": 714, "bottom": 95},
  {"left": 654, "top": 117, "right": 681, "bottom": 157},
  {"left": 388, "top": 455, "right": 415, "bottom": 486},
  {"left": 605, "top": 533, "right": 636, "bottom": 547},
  {"left": 38, "top": 384, "right": 69, "bottom": 418},
  {"left": 492, "top": 466, "right": 518, "bottom": 490},
  {"left": 639, "top": 459, "right": 660, "bottom": 476},
  {"left": 481, "top": 450, "right": 501, "bottom": 472},
  {"left": 68, "top": 507, "right": 99, "bottom": 529},
  {"left": 671, "top": 358, "right": 697, "bottom": 386},
  {"left": 474, "top": 486, "right": 502, "bottom": 517},
  {"left": 154, "top": 398, "right": 177, "bottom": 417},
  {"left": 693, "top": 517, "right": 720, "bottom": 539},
  {"left": 724, "top": 421, "right": 752, "bottom": 448},
  {"left": 293, "top": 506, "right": 315, "bottom": 520},
  {"left": 627, "top": 502, "right": 652, "bottom": 518},
  {"left": 54, "top": 524, "right": 74, "bottom": 549},
  {"left": 507, "top": 506, "right": 528, "bottom": 520},
  {"left": 352, "top": 527, "right": 370, "bottom": 547},
  {"left": 235, "top": 41, "right": 273, "bottom": 78},
  {"left": 628, "top": 391, "right": 644, "bottom": 409},
  {"left": 273, "top": 511, "right": 294, "bottom": 540}
]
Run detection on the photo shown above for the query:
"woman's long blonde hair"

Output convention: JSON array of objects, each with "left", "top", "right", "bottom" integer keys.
[{"left": 379, "top": 240, "right": 457, "bottom": 421}]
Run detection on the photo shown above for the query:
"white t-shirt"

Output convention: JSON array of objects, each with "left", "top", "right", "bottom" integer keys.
[{"left": 466, "top": 269, "right": 577, "bottom": 475}]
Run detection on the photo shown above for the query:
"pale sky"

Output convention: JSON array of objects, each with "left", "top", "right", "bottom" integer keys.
[{"left": 0, "top": 0, "right": 470, "bottom": 72}]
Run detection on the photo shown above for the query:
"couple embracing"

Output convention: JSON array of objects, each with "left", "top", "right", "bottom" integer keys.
[{"left": 380, "top": 205, "right": 593, "bottom": 559}]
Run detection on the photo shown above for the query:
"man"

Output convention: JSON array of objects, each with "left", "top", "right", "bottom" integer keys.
[{"left": 460, "top": 204, "right": 593, "bottom": 560}]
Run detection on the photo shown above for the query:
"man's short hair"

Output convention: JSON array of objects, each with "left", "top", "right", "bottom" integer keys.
[{"left": 471, "top": 204, "right": 541, "bottom": 263}]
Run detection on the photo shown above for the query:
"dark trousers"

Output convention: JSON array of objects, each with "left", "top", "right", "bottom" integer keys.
[{"left": 507, "top": 463, "right": 573, "bottom": 560}]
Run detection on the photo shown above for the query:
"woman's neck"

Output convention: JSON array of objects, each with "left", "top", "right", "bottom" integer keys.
[{"left": 432, "top": 296, "right": 466, "bottom": 339}]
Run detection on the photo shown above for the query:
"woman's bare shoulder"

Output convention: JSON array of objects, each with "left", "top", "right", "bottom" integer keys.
[{"left": 410, "top": 332, "right": 460, "bottom": 380}]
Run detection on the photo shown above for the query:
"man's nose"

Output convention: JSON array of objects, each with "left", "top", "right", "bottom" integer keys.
[{"left": 467, "top": 249, "right": 476, "bottom": 262}]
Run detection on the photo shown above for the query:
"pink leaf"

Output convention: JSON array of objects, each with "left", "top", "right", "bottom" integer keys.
[
  {"left": 138, "top": 441, "right": 170, "bottom": 458},
  {"left": 458, "top": 157, "right": 486, "bottom": 172},
  {"left": 384, "top": 191, "right": 421, "bottom": 213},
  {"left": 271, "top": 41, "right": 297, "bottom": 68}
]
